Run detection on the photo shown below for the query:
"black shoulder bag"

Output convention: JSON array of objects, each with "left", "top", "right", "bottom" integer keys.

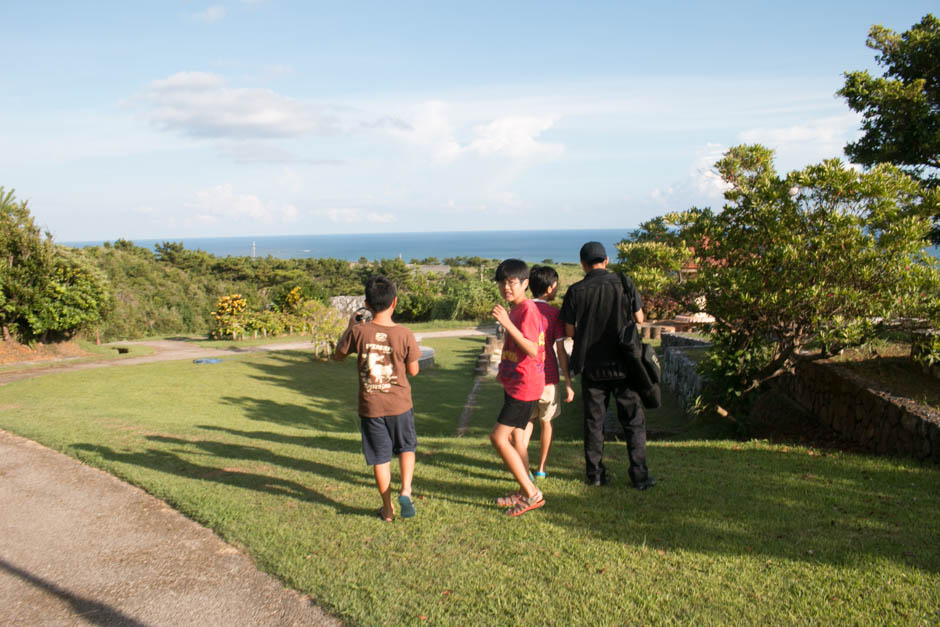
[{"left": 617, "top": 272, "right": 662, "bottom": 409}]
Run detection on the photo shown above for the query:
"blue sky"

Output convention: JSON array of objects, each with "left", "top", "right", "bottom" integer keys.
[{"left": 2, "top": 1, "right": 935, "bottom": 241}]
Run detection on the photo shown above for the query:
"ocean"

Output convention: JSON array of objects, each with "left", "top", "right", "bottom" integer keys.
[
  {"left": 63, "top": 229, "right": 638, "bottom": 263},
  {"left": 64, "top": 228, "right": 940, "bottom": 263}
]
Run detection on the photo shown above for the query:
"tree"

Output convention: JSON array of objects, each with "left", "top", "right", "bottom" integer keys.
[
  {"left": 0, "top": 188, "right": 54, "bottom": 341},
  {"left": 838, "top": 14, "right": 940, "bottom": 242},
  {"left": 667, "top": 145, "right": 940, "bottom": 409},
  {"left": 24, "top": 248, "right": 111, "bottom": 342},
  {"left": 616, "top": 217, "right": 695, "bottom": 320},
  {"left": 0, "top": 188, "right": 112, "bottom": 342}
]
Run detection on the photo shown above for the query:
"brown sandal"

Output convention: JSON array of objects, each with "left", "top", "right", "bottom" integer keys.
[
  {"left": 495, "top": 492, "right": 523, "bottom": 507},
  {"left": 507, "top": 491, "right": 545, "bottom": 517}
]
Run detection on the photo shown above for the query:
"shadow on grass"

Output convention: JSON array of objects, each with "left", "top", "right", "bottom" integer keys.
[
  {"left": 218, "top": 338, "right": 484, "bottom": 437},
  {"left": 71, "top": 436, "right": 375, "bottom": 518},
  {"left": 199, "top": 425, "right": 509, "bottom": 501},
  {"left": 545, "top": 442, "right": 940, "bottom": 573}
]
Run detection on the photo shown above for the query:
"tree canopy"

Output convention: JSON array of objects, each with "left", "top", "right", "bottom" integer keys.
[
  {"left": 0, "top": 188, "right": 110, "bottom": 342},
  {"left": 838, "top": 14, "right": 940, "bottom": 242},
  {"left": 666, "top": 145, "right": 940, "bottom": 408}
]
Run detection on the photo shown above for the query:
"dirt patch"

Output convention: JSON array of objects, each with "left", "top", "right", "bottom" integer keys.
[{"left": 0, "top": 339, "right": 92, "bottom": 366}]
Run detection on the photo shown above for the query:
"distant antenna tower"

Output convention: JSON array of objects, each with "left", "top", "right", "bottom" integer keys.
[{"left": 252, "top": 241, "right": 256, "bottom": 258}]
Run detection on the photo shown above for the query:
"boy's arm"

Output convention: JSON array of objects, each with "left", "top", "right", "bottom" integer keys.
[
  {"left": 555, "top": 338, "right": 575, "bottom": 403},
  {"left": 492, "top": 304, "right": 539, "bottom": 358},
  {"left": 405, "top": 331, "right": 421, "bottom": 376},
  {"left": 332, "top": 313, "right": 359, "bottom": 361}
]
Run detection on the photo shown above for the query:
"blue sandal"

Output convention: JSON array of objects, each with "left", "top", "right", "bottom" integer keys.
[{"left": 398, "top": 495, "right": 416, "bottom": 518}]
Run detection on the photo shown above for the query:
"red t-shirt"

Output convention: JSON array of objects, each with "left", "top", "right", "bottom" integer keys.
[
  {"left": 497, "top": 299, "right": 545, "bottom": 401},
  {"left": 533, "top": 300, "right": 563, "bottom": 385}
]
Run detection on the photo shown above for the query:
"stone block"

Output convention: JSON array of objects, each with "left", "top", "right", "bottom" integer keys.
[
  {"left": 897, "top": 430, "right": 914, "bottom": 456},
  {"left": 929, "top": 423, "right": 940, "bottom": 462},
  {"left": 919, "top": 435, "right": 931, "bottom": 459},
  {"left": 900, "top": 411, "right": 916, "bottom": 434}
]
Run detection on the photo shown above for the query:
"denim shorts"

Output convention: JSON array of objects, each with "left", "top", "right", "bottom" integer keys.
[{"left": 359, "top": 408, "right": 417, "bottom": 466}]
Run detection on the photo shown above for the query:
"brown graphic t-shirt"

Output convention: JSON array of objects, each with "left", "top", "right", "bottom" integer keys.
[{"left": 335, "top": 322, "right": 421, "bottom": 418}]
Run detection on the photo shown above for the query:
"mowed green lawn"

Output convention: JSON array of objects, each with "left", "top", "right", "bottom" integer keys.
[{"left": 0, "top": 336, "right": 938, "bottom": 624}]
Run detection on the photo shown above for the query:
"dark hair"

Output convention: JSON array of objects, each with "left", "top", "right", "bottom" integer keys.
[
  {"left": 528, "top": 265, "right": 558, "bottom": 297},
  {"left": 364, "top": 276, "right": 397, "bottom": 313},
  {"left": 494, "top": 258, "right": 529, "bottom": 283}
]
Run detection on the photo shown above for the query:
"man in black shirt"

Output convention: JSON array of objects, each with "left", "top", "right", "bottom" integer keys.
[{"left": 560, "top": 241, "right": 655, "bottom": 490}]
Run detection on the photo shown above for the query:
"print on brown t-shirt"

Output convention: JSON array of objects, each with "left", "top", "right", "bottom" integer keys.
[{"left": 335, "top": 322, "right": 420, "bottom": 418}]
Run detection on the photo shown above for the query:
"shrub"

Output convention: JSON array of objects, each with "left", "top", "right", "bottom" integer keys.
[{"left": 667, "top": 144, "right": 940, "bottom": 411}]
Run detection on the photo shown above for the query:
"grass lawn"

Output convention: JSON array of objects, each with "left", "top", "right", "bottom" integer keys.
[{"left": 0, "top": 336, "right": 938, "bottom": 624}]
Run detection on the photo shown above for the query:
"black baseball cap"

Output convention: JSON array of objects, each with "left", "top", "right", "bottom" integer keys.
[{"left": 579, "top": 241, "right": 607, "bottom": 263}]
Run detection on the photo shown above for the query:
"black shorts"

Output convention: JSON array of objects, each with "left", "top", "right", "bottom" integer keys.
[
  {"left": 359, "top": 408, "right": 417, "bottom": 466},
  {"left": 496, "top": 393, "right": 539, "bottom": 429}
]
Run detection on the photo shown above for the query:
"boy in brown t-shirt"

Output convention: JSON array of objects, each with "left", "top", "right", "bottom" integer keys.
[{"left": 334, "top": 276, "right": 421, "bottom": 521}]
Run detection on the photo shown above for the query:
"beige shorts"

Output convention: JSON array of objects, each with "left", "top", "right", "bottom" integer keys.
[{"left": 530, "top": 383, "right": 561, "bottom": 423}]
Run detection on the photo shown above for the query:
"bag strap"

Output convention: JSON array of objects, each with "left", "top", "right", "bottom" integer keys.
[{"left": 617, "top": 272, "right": 635, "bottom": 324}]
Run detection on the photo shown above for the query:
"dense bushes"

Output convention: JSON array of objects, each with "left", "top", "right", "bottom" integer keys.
[
  {"left": 1, "top": 188, "right": 109, "bottom": 342},
  {"left": 74, "top": 239, "right": 501, "bottom": 341}
]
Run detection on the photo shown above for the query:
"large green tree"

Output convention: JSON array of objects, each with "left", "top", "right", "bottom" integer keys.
[
  {"left": 667, "top": 145, "right": 939, "bottom": 409},
  {"left": 0, "top": 188, "right": 110, "bottom": 342},
  {"left": 838, "top": 14, "right": 940, "bottom": 242},
  {"left": 0, "top": 188, "right": 54, "bottom": 341}
]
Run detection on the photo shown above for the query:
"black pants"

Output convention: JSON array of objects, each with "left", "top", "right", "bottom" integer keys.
[{"left": 581, "top": 376, "right": 649, "bottom": 486}]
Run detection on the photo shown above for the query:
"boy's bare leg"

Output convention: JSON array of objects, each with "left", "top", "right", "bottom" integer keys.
[
  {"left": 515, "top": 420, "right": 535, "bottom": 472},
  {"left": 513, "top": 425, "right": 532, "bottom": 473},
  {"left": 373, "top": 462, "right": 394, "bottom": 519},
  {"left": 490, "top": 424, "right": 538, "bottom": 498},
  {"left": 399, "top": 451, "right": 415, "bottom": 498},
  {"left": 537, "top": 420, "right": 553, "bottom": 474}
]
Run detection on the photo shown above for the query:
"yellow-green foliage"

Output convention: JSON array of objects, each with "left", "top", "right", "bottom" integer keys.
[{"left": 212, "top": 294, "right": 248, "bottom": 339}]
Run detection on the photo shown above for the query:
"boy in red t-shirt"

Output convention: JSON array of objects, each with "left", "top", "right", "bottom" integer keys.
[
  {"left": 517, "top": 265, "right": 575, "bottom": 479},
  {"left": 490, "top": 259, "right": 546, "bottom": 517},
  {"left": 334, "top": 276, "right": 421, "bottom": 522}
]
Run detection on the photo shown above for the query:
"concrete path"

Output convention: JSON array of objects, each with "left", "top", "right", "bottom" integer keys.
[{"left": 0, "top": 429, "right": 340, "bottom": 626}]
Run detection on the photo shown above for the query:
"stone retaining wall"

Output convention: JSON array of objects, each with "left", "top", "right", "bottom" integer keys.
[
  {"left": 661, "top": 333, "right": 711, "bottom": 409},
  {"left": 776, "top": 360, "right": 940, "bottom": 464}
]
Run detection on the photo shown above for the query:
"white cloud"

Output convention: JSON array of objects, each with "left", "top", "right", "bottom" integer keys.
[
  {"left": 467, "top": 116, "right": 563, "bottom": 159},
  {"left": 367, "top": 212, "right": 396, "bottom": 224},
  {"left": 650, "top": 143, "right": 730, "bottom": 211},
  {"left": 385, "top": 101, "right": 564, "bottom": 164},
  {"left": 142, "top": 72, "right": 337, "bottom": 139},
  {"left": 689, "top": 143, "right": 730, "bottom": 198},
  {"left": 186, "top": 184, "right": 300, "bottom": 225},
  {"left": 326, "top": 208, "right": 396, "bottom": 224},
  {"left": 386, "top": 101, "right": 462, "bottom": 164},
  {"left": 192, "top": 5, "right": 226, "bottom": 23},
  {"left": 737, "top": 113, "right": 861, "bottom": 168}
]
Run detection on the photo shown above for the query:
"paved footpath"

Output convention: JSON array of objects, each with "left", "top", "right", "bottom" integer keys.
[
  {"left": 0, "top": 331, "right": 490, "bottom": 624},
  {"left": 0, "top": 429, "right": 341, "bottom": 626}
]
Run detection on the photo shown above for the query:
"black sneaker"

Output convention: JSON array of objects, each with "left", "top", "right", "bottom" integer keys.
[
  {"left": 587, "top": 474, "right": 609, "bottom": 486},
  {"left": 634, "top": 475, "right": 656, "bottom": 491}
]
